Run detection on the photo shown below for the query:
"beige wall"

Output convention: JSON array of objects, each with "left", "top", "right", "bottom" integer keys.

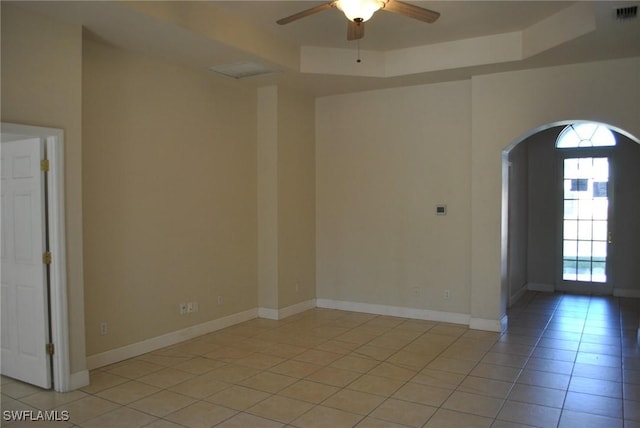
[
  {"left": 526, "top": 129, "right": 559, "bottom": 288},
  {"left": 317, "top": 58, "right": 640, "bottom": 328},
  {"left": 257, "top": 86, "right": 316, "bottom": 312},
  {"left": 507, "top": 141, "right": 528, "bottom": 303},
  {"left": 612, "top": 134, "right": 640, "bottom": 291},
  {"left": 82, "top": 39, "right": 258, "bottom": 355},
  {"left": 257, "top": 87, "right": 279, "bottom": 311},
  {"left": 1, "top": 4, "right": 87, "bottom": 375},
  {"left": 471, "top": 58, "right": 640, "bottom": 324},
  {"left": 316, "top": 81, "right": 473, "bottom": 315}
]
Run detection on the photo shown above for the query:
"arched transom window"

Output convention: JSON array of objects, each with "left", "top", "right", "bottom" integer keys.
[{"left": 556, "top": 123, "right": 616, "bottom": 148}]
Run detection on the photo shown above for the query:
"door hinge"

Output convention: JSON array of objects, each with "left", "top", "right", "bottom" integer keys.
[
  {"left": 46, "top": 343, "right": 54, "bottom": 355},
  {"left": 41, "top": 159, "right": 50, "bottom": 172},
  {"left": 43, "top": 252, "right": 52, "bottom": 265}
]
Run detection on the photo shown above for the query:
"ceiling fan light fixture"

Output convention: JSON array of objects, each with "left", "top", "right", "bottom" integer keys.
[{"left": 336, "top": 0, "right": 385, "bottom": 22}]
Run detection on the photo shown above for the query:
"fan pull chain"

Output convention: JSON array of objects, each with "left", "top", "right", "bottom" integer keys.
[{"left": 357, "top": 39, "right": 361, "bottom": 63}]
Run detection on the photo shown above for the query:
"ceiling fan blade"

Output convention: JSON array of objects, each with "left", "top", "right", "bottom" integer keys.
[
  {"left": 383, "top": 0, "right": 440, "bottom": 23},
  {"left": 347, "top": 21, "right": 365, "bottom": 40},
  {"left": 276, "top": 2, "right": 335, "bottom": 25}
]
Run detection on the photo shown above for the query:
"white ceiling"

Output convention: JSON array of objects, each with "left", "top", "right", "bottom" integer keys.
[
  {"left": 216, "top": 1, "right": 572, "bottom": 50},
  {"left": 15, "top": 1, "right": 640, "bottom": 96}
]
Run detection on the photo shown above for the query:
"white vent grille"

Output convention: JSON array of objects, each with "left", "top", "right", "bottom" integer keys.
[
  {"left": 615, "top": 5, "right": 637, "bottom": 19},
  {"left": 209, "top": 61, "right": 279, "bottom": 79}
]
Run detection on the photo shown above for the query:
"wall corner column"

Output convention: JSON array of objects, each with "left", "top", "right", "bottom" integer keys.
[{"left": 257, "top": 86, "right": 279, "bottom": 316}]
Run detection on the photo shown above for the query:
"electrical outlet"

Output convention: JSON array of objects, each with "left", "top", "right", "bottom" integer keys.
[
  {"left": 217, "top": 295, "right": 223, "bottom": 305},
  {"left": 444, "top": 290, "right": 450, "bottom": 300},
  {"left": 100, "top": 322, "right": 108, "bottom": 335},
  {"left": 187, "top": 302, "right": 194, "bottom": 313},
  {"left": 179, "top": 303, "right": 187, "bottom": 315}
]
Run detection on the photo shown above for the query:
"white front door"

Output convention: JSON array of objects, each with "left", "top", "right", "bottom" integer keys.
[{"left": 1, "top": 137, "right": 52, "bottom": 389}]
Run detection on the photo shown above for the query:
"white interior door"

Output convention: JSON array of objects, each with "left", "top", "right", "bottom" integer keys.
[{"left": 1, "top": 137, "right": 52, "bottom": 389}]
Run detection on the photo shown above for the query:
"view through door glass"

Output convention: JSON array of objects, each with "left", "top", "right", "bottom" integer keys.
[{"left": 557, "top": 123, "right": 615, "bottom": 286}]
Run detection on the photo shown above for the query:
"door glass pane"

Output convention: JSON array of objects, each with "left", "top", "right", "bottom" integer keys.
[
  {"left": 592, "top": 241, "right": 607, "bottom": 258},
  {"left": 563, "top": 259, "right": 577, "bottom": 280},
  {"left": 578, "top": 199, "right": 593, "bottom": 217},
  {"left": 577, "top": 241, "right": 592, "bottom": 257},
  {"left": 592, "top": 220, "right": 608, "bottom": 241},
  {"left": 564, "top": 200, "right": 578, "bottom": 219},
  {"left": 564, "top": 158, "right": 580, "bottom": 177},
  {"left": 577, "top": 221, "right": 592, "bottom": 240},
  {"left": 593, "top": 157, "right": 610, "bottom": 178},
  {"left": 563, "top": 240, "right": 577, "bottom": 258},
  {"left": 564, "top": 220, "right": 578, "bottom": 239},
  {"left": 592, "top": 200, "right": 608, "bottom": 220},
  {"left": 577, "top": 260, "right": 591, "bottom": 281},
  {"left": 562, "top": 157, "right": 609, "bottom": 283},
  {"left": 592, "top": 262, "right": 606, "bottom": 282}
]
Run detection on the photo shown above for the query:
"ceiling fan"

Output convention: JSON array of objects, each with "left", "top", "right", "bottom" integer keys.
[{"left": 276, "top": 0, "right": 440, "bottom": 41}]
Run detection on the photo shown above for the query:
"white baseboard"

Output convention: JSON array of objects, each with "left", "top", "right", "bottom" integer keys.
[
  {"left": 470, "top": 315, "right": 508, "bottom": 333},
  {"left": 86, "top": 296, "right": 514, "bottom": 371},
  {"left": 86, "top": 308, "right": 258, "bottom": 370},
  {"left": 278, "top": 299, "right": 316, "bottom": 319},
  {"left": 316, "top": 298, "right": 471, "bottom": 326},
  {"left": 259, "top": 299, "right": 317, "bottom": 320},
  {"left": 69, "top": 370, "right": 89, "bottom": 390},
  {"left": 527, "top": 283, "right": 554, "bottom": 292},
  {"left": 613, "top": 288, "right": 640, "bottom": 298},
  {"left": 257, "top": 307, "right": 279, "bottom": 320},
  {"left": 86, "top": 301, "right": 318, "bottom": 370}
]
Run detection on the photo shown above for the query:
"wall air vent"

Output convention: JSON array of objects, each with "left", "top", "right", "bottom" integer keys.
[
  {"left": 209, "top": 61, "right": 280, "bottom": 79},
  {"left": 615, "top": 5, "right": 637, "bottom": 19}
]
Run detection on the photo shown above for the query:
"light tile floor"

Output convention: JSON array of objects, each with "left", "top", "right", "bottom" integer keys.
[{"left": 2, "top": 292, "right": 639, "bottom": 427}]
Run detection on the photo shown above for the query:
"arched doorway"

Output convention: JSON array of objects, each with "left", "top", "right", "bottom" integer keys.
[{"left": 503, "top": 121, "right": 640, "bottom": 306}]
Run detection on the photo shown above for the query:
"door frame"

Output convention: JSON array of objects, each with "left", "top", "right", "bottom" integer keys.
[
  {"left": 555, "top": 148, "right": 615, "bottom": 295},
  {"left": 1, "top": 122, "right": 70, "bottom": 392}
]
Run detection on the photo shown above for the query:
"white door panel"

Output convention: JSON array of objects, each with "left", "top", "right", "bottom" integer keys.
[{"left": 0, "top": 137, "right": 51, "bottom": 389}]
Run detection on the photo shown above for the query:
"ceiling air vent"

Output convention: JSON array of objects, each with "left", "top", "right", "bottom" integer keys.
[
  {"left": 615, "top": 5, "right": 637, "bottom": 20},
  {"left": 209, "top": 61, "right": 279, "bottom": 79}
]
